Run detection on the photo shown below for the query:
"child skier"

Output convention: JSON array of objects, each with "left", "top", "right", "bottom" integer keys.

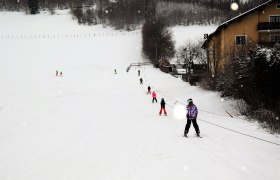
[
  {"left": 140, "top": 78, "right": 143, "bottom": 84},
  {"left": 184, "top": 98, "right": 200, "bottom": 137},
  {"left": 60, "top": 71, "right": 63, "bottom": 77},
  {"left": 138, "top": 70, "right": 140, "bottom": 76},
  {"left": 152, "top": 91, "right": 157, "bottom": 103},
  {"left": 56, "top": 70, "right": 58, "bottom": 76},
  {"left": 159, "top": 98, "right": 167, "bottom": 116},
  {"left": 147, "top": 86, "right": 151, "bottom": 94}
]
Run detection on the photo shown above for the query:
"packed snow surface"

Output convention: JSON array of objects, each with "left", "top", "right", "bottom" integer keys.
[{"left": 0, "top": 10, "right": 280, "bottom": 180}]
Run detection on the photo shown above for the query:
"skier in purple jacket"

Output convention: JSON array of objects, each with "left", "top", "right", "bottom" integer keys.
[{"left": 184, "top": 98, "right": 200, "bottom": 137}]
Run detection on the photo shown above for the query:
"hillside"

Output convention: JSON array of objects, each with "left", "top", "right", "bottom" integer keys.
[{"left": 0, "top": 11, "right": 280, "bottom": 180}]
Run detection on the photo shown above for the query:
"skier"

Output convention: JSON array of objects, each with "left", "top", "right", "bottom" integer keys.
[
  {"left": 184, "top": 98, "right": 200, "bottom": 137},
  {"left": 159, "top": 98, "right": 167, "bottom": 116},
  {"left": 56, "top": 70, "right": 58, "bottom": 76},
  {"left": 152, "top": 91, "right": 157, "bottom": 103},
  {"left": 60, "top": 71, "right": 63, "bottom": 77},
  {"left": 140, "top": 78, "right": 143, "bottom": 84},
  {"left": 114, "top": 69, "right": 117, "bottom": 74},
  {"left": 138, "top": 70, "right": 140, "bottom": 76},
  {"left": 147, "top": 86, "right": 151, "bottom": 94}
]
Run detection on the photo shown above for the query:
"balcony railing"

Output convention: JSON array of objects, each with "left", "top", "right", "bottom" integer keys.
[{"left": 258, "top": 22, "right": 280, "bottom": 31}]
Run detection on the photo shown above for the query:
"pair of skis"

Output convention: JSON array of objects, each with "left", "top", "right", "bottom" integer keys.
[{"left": 183, "top": 134, "right": 203, "bottom": 138}]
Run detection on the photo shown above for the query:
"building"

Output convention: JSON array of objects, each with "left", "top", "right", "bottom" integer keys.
[{"left": 202, "top": 0, "right": 280, "bottom": 76}]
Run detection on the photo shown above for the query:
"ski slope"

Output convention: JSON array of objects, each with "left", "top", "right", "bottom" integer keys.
[{"left": 0, "top": 11, "right": 280, "bottom": 180}]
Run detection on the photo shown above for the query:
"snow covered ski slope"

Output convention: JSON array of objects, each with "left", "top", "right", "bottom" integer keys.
[{"left": 0, "top": 11, "right": 280, "bottom": 180}]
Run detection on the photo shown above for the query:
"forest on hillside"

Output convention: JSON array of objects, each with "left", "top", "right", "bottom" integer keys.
[{"left": 0, "top": 0, "right": 268, "bottom": 29}]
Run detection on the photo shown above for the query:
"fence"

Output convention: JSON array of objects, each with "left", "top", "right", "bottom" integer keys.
[{"left": 0, "top": 32, "right": 140, "bottom": 39}]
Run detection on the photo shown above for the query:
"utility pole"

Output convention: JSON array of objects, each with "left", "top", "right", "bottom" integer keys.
[
  {"left": 145, "top": 0, "right": 154, "bottom": 20},
  {"left": 145, "top": 0, "right": 150, "bottom": 19},
  {"left": 155, "top": 45, "right": 158, "bottom": 61},
  {"left": 17, "top": 0, "right": 20, "bottom": 11}
]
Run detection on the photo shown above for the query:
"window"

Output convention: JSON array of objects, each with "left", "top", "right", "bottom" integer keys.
[
  {"left": 270, "top": 35, "right": 280, "bottom": 42},
  {"left": 276, "top": 4, "right": 280, "bottom": 9},
  {"left": 236, "top": 36, "right": 246, "bottom": 45},
  {"left": 269, "top": 15, "right": 280, "bottom": 22}
]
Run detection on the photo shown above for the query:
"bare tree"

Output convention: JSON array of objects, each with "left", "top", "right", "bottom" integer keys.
[{"left": 176, "top": 39, "right": 206, "bottom": 68}]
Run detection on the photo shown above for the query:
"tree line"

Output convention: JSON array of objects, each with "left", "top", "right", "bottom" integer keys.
[{"left": 0, "top": 0, "right": 269, "bottom": 26}]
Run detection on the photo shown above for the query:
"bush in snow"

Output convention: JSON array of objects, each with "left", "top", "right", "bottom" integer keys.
[
  {"left": 252, "top": 109, "right": 280, "bottom": 134},
  {"left": 71, "top": 7, "right": 98, "bottom": 25},
  {"left": 71, "top": 8, "right": 83, "bottom": 24},
  {"left": 235, "top": 99, "right": 251, "bottom": 116},
  {"left": 28, "top": 0, "right": 39, "bottom": 14}
]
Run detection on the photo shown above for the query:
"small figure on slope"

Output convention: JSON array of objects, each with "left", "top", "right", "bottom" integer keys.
[
  {"left": 147, "top": 86, "right": 151, "bottom": 94},
  {"left": 60, "top": 71, "right": 63, "bottom": 77},
  {"left": 114, "top": 69, "right": 117, "bottom": 74},
  {"left": 184, "top": 98, "right": 200, "bottom": 137},
  {"left": 152, "top": 91, "right": 157, "bottom": 103},
  {"left": 159, "top": 98, "right": 167, "bottom": 116},
  {"left": 138, "top": 70, "right": 140, "bottom": 76},
  {"left": 56, "top": 70, "right": 58, "bottom": 76},
  {"left": 140, "top": 77, "right": 143, "bottom": 84}
]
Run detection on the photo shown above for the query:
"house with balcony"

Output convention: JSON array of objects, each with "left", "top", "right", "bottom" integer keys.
[{"left": 202, "top": 0, "right": 280, "bottom": 76}]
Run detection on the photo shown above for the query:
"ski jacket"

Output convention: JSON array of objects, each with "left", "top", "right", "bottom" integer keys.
[
  {"left": 152, "top": 92, "right": 156, "bottom": 98},
  {"left": 186, "top": 104, "right": 198, "bottom": 119},
  {"left": 160, "top": 100, "right": 166, "bottom": 108}
]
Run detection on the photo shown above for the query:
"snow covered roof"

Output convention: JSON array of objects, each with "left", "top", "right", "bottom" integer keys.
[{"left": 202, "top": 0, "right": 276, "bottom": 48}]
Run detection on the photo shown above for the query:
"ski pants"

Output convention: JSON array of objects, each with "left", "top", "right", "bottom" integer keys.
[
  {"left": 159, "top": 108, "right": 167, "bottom": 115},
  {"left": 152, "top": 98, "right": 157, "bottom": 103},
  {"left": 184, "top": 118, "right": 200, "bottom": 135}
]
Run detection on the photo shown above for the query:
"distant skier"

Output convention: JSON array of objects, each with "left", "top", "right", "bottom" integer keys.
[
  {"left": 60, "top": 71, "right": 63, "bottom": 77},
  {"left": 152, "top": 91, "right": 157, "bottom": 103},
  {"left": 184, "top": 98, "right": 200, "bottom": 137},
  {"left": 140, "top": 77, "right": 143, "bottom": 84},
  {"left": 159, "top": 98, "right": 167, "bottom": 116},
  {"left": 147, "top": 86, "right": 151, "bottom": 94},
  {"left": 138, "top": 70, "right": 140, "bottom": 76},
  {"left": 56, "top": 70, "right": 58, "bottom": 76},
  {"left": 114, "top": 69, "right": 117, "bottom": 74}
]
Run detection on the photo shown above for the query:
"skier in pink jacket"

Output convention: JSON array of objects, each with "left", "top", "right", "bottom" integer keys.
[{"left": 152, "top": 91, "right": 157, "bottom": 103}]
